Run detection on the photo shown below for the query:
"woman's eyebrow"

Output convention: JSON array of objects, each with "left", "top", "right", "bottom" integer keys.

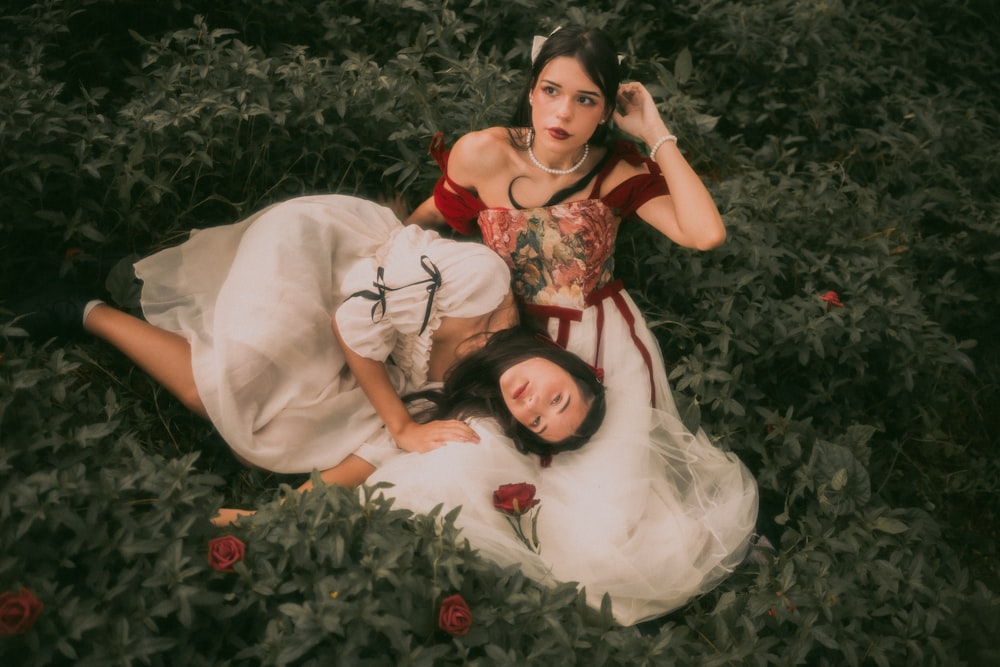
[
  {"left": 537, "top": 395, "right": 572, "bottom": 435},
  {"left": 540, "top": 79, "right": 602, "bottom": 98}
]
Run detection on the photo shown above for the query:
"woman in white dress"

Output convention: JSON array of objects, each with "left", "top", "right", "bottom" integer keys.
[
  {"left": 391, "top": 25, "right": 760, "bottom": 623},
  {"left": 80, "top": 194, "right": 606, "bottom": 484}
]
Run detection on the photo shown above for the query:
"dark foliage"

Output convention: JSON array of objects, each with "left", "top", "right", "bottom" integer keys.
[{"left": 2, "top": 1, "right": 997, "bottom": 664}]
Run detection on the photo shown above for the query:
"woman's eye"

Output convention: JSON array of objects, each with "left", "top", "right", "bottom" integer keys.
[
  {"left": 542, "top": 86, "right": 557, "bottom": 95},
  {"left": 550, "top": 394, "right": 562, "bottom": 406},
  {"left": 531, "top": 416, "right": 541, "bottom": 428},
  {"left": 578, "top": 96, "right": 596, "bottom": 106}
]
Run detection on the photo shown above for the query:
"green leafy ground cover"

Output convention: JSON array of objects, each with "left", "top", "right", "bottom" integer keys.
[{"left": 1, "top": 0, "right": 997, "bottom": 664}]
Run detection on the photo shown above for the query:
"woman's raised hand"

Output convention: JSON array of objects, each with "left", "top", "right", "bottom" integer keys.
[
  {"left": 393, "top": 419, "right": 480, "bottom": 453},
  {"left": 612, "top": 82, "right": 670, "bottom": 146}
]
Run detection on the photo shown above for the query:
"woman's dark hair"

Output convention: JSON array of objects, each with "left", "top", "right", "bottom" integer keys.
[
  {"left": 508, "top": 25, "right": 622, "bottom": 148},
  {"left": 409, "top": 326, "right": 606, "bottom": 460}
]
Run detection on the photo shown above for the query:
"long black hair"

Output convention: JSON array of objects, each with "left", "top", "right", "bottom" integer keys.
[
  {"left": 408, "top": 325, "right": 606, "bottom": 461},
  {"left": 508, "top": 25, "right": 622, "bottom": 149}
]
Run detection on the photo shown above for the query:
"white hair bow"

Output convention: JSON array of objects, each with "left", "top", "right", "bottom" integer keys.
[
  {"left": 530, "top": 27, "right": 562, "bottom": 63},
  {"left": 530, "top": 27, "right": 625, "bottom": 65}
]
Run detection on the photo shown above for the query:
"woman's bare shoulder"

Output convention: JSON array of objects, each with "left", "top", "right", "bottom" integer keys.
[{"left": 448, "top": 128, "right": 516, "bottom": 180}]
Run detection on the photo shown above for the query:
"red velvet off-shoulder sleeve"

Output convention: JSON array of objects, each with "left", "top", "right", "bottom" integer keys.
[
  {"left": 430, "top": 133, "right": 488, "bottom": 235},
  {"left": 597, "top": 141, "right": 670, "bottom": 219}
]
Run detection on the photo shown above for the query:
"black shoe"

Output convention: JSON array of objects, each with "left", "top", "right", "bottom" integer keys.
[
  {"left": 744, "top": 533, "right": 778, "bottom": 566},
  {"left": 2, "top": 288, "right": 94, "bottom": 339}
]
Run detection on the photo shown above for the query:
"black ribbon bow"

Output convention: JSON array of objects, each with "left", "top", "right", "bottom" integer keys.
[{"left": 348, "top": 255, "right": 442, "bottom": 335}]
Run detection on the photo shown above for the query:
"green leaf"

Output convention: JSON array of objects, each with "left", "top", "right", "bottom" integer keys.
[
  {"left": 674, "top": 47, "right": 693, "bottom": 84},
  {"left": 873, "top": 517, "right": 909, "bottom": 535}
]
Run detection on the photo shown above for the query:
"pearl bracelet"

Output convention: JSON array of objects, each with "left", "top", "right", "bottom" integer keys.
[{"left": 648, "top": 133, "right": 678, "bottom": 159}]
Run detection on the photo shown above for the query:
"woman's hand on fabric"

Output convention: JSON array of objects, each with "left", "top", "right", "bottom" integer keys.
[
  {"left": 393, "top": 419, "right": 480, "bottom": 453},
  {"left": 612, "top": 82, "right": 670, "bottom": 145}
]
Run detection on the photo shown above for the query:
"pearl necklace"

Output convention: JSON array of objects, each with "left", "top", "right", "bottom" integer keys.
[{"left": 527, "top": 129, "right": 589, "bottom": 175}]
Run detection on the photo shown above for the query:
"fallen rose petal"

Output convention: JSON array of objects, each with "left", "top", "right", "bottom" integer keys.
[{"left": 819, "top": 291, "right": 845, "bottom": 308}]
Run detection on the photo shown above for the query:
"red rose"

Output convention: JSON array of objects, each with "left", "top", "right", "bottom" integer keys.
[
  {"left": 438, "top": 594, "right": 472, "bottom": 636},
  {"left": 492, "top": 483, "right": 539, "bottom": 516},
  {"left": 0, "top": 588, "right": 43, "bottom": 635},
  {"left": 819, "top": 290, "right": 844, "bottom": 308},
  {"left": 208, "top": 535, "right": 245, "bottom": 572},
  {"left": 63, "top": 247, "right": 83, "bottom": 261}
]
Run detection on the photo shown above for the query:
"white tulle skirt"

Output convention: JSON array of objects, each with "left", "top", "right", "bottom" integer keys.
[
  {"left": 134, "top": 195, "right": 409, "bottom": 473},
  {"left": 368, "top": 378, "right": 758, "bottom": 625}
]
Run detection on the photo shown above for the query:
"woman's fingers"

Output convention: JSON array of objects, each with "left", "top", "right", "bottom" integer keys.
[
  {"left": 440, "top": 419, "right": 480, "bottom": 443},
  {"left": 396, "top": 420, "right": 479, "bottom": 453},
  {"left": 616, "top": 82, "right": 643, "bottom": 107},
  {"left": 422, "top": 420, "right": 479, "bottom": 449}
]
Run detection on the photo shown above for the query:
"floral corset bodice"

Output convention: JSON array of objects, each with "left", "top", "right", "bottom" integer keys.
[{"left": 478, "top": 200, "right": 621, "bottom": 309}]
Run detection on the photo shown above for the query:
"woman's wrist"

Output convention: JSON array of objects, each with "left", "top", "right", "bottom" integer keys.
[
  {"left": 648, "top": 133, "right": 678, "bottom": 160},
  {"left": 640, "top": 119, "right": 672, "bottom": 147},
  {"left": 386, "top": 415, "right": 415, "bottom": 442}
]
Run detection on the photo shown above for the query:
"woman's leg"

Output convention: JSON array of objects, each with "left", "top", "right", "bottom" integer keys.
[{"left": 84, "top": 303, "right": 207, "bottom": 417}]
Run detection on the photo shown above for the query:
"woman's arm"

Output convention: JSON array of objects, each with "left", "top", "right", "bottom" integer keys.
[
  {"left": 405, "top": 195, "right": 447, "bottom": 229},
  {"left": 331, "top": 319, "right": 479, "bottom": 452},
  {"left": 405, "top": 129, "right": 504, "bottom": 231},
  {"left": 210, "top": 454, "right": 378, "bottom": 526},
  {"left": 613, "top": 82, "right": 726, "bottom": 250}
]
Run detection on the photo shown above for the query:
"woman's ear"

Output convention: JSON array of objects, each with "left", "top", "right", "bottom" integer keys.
[{"left": 601, "top": 101, "right": 615, "bottom": 125}]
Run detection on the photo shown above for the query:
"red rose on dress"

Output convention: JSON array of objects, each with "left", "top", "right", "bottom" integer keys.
[
  {"left": 0, "top": 588, "right": 43, "bottom": 635},
  {"left": 819, "top": 290, "right": 845, "bottom": 308},
  {"left": 438, "top": 594, "right": 472, "bottom": 636},
  {"left": 492, "top": 483, "right": 539, "bottom": 516},
  {"left": 493, "top": 483, "right": 543, "bottom": 553},
  {"left": 208, "top": 535, "right": 245, "bottom": 572}
]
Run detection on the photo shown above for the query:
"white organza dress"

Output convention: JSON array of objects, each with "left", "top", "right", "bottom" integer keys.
[
  {"left": 135, "top": 195, "right": 509, "bottom": 473},
  {"left": 136, "top": 194, "right": 757, "bottom": 626}
]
